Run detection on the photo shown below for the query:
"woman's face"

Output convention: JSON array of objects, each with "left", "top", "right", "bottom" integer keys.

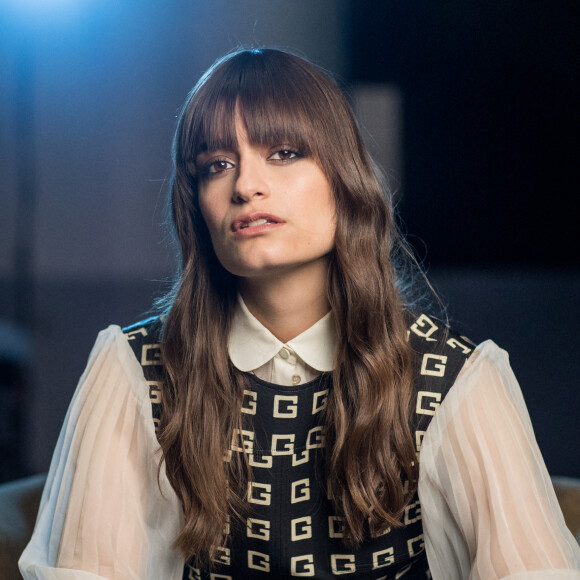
[{"left": 197, "top": 111, "right": 336, "bottom": 283}]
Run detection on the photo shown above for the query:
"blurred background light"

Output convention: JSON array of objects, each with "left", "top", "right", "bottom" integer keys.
[{"left": 3, "top": 0, "right": 101, "bottom": 28}]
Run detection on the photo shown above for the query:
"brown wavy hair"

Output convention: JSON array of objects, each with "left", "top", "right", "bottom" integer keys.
[{"left": 160, "top": 48, "right": 419, "bottom": 567}]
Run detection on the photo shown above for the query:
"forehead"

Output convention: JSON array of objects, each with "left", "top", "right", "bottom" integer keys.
[{"left": 192, "top": 94, "right": 314, "bottom": 159}]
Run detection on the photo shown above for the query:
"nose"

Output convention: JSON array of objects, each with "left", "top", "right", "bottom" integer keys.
[{"left": 232, "top": 154, "right": 270, "bottom": 204}]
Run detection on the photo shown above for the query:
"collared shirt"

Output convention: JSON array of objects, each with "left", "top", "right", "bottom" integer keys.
[
  {"left": 228, "top": 295, "right": 337, "bottom": 386},
  {"left": 20, "top": 324, "right": 580, "bottom": 578}
]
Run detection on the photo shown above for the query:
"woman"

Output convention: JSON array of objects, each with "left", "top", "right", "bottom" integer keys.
[{"left": 20, "top": 48, "right": 580, "bottom": 579}]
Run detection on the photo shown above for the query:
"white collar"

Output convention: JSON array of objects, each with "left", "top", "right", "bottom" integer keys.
[{"left": 228, "top": 295, "right": 337, "bottom": 373}]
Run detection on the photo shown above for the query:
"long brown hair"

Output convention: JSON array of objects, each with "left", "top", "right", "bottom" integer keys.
[{"left": 160, "top": 48, "right": 419, "bottom": 566}]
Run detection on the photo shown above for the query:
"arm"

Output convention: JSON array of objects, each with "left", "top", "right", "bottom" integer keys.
[
  {"left": 419, "top": 340, "right": 580, "bottom": 579},
  {"left": 19, "top": 326, "right": 184, "bottom": 580}
]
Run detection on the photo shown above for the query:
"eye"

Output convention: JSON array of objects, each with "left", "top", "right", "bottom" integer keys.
[
  {"left": 203, "top": 158, "right": 234, "bottom": 175},
  {"left": 268, "top": 148, "right": 301, "bottom": 162}
]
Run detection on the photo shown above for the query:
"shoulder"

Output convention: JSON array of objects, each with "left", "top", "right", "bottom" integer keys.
[
  {"left": 122, "top": 315, "right": 164, "bottom": 341},
  {"left": 407, "top": 311, "right": 476, "bottom": 382},
  {"left": 418, "top": 339, "right": 518, "bottom": 454},
  {"left": 406, "top": 312, "right": 477, "bottom": 437},
  {"left": 121, "top": 316, "right": 164, "bottom": 363},
  {"left": 121, "top": 317, "right": 166, "bottom": 422},
  {"left": 66, "top": 324, "right": 155, "bottom": 413}
]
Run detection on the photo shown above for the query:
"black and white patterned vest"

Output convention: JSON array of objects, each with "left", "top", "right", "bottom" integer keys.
[{"left": 123, "top": 313, "right": 474, "bottom": 579}]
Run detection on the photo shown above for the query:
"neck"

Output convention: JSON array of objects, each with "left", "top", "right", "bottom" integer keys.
[{"left": 239, "top": 262, "right": 331, "bottom": 344}]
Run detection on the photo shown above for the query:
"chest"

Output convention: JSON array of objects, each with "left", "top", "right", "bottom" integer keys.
[{"left": 184, "top": 376, "right": 429, "bottom": 579}]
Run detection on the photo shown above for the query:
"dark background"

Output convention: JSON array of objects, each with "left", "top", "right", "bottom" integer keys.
[
  {"left": 351, "top": 0, "right": 579, "bottom": 267},
  {"left": 1, "top": 1, "right": 578, "bottom": 482}
]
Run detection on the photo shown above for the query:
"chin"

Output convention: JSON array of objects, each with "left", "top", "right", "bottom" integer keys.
[
  {"left": 229, "top": 264, "right": 281, "bottom": 279},
  {"left": 215, "top": 259, "right": 268, "bottom": 278},
  {"left": 217, "top": 253, "right": 286, "bottom": 279},
  {"left": 216, "top": 250, "right": 330, "bottom": 281}
]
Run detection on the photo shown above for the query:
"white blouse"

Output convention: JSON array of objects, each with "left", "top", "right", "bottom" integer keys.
[{"left": 19, "top": 322, "right": 580, "bottom": 579}]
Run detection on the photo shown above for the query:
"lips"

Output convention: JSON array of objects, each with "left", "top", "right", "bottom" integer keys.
[{"left": 231, "top": 212, "right": 285, "bottom": 233}]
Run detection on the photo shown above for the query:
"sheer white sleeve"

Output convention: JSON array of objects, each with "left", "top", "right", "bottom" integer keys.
[
  {"left": 19, "top": 326, "right": 184, "bottom": 580},
  {"left": 419, "top": 340, "right": 580, "bottom": 579}
]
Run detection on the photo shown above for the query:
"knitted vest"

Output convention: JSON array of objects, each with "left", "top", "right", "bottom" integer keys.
[{"left": 123, "top": 313, "right": 474, "bottom": 579}]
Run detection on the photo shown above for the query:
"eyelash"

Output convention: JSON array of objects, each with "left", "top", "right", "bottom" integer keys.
[
  {"left": 203, "top": 158, "right": 233, "bottom": 175},
  {"left": 269, "top": 148, "right": 302, "bottom": 162},
  {"left": 199, "top": 147, "right": 303, "bottom": 177}
]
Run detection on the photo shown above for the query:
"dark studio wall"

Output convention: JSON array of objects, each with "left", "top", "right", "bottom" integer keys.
[{"left": 349, "top": 0, "right": 580, "bottom": 266}]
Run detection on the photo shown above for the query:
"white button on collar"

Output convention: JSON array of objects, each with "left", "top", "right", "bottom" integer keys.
[
  {"left": 292, "top": 375, "right": 301, "bottom": 385},
  {"left": 279, "top": 348, "right": 290, "bottom": 360}
]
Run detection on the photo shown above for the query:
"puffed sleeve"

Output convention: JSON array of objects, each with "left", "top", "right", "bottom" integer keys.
[
  {"left": 19, "top": 326, "right": 185, "bottom": 580},
  {"left": 419, "top": 340, "right": 580, "bottom": 579}
]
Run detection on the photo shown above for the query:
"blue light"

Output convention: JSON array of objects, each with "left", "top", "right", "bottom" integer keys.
[
  {"left": 10, "top": 0, "right": 84, "bottom": 9},
  {"left": 5, "top": 0, "right": 94, "bottom": 27}
]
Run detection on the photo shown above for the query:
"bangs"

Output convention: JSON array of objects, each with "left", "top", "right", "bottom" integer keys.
[{"left": 183, "top": 50, "right": 333, "bottom": 165}]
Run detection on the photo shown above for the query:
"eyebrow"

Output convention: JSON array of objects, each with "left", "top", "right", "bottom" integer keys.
[
  {"left": 195, "top": 143, "right": 209, "bottom": 156},
  {"left": 195, "top": 140, "right": 240, "bottom": 156},
  {"left": 194, "top": 145, "right": 238, "bottom": 171}
]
